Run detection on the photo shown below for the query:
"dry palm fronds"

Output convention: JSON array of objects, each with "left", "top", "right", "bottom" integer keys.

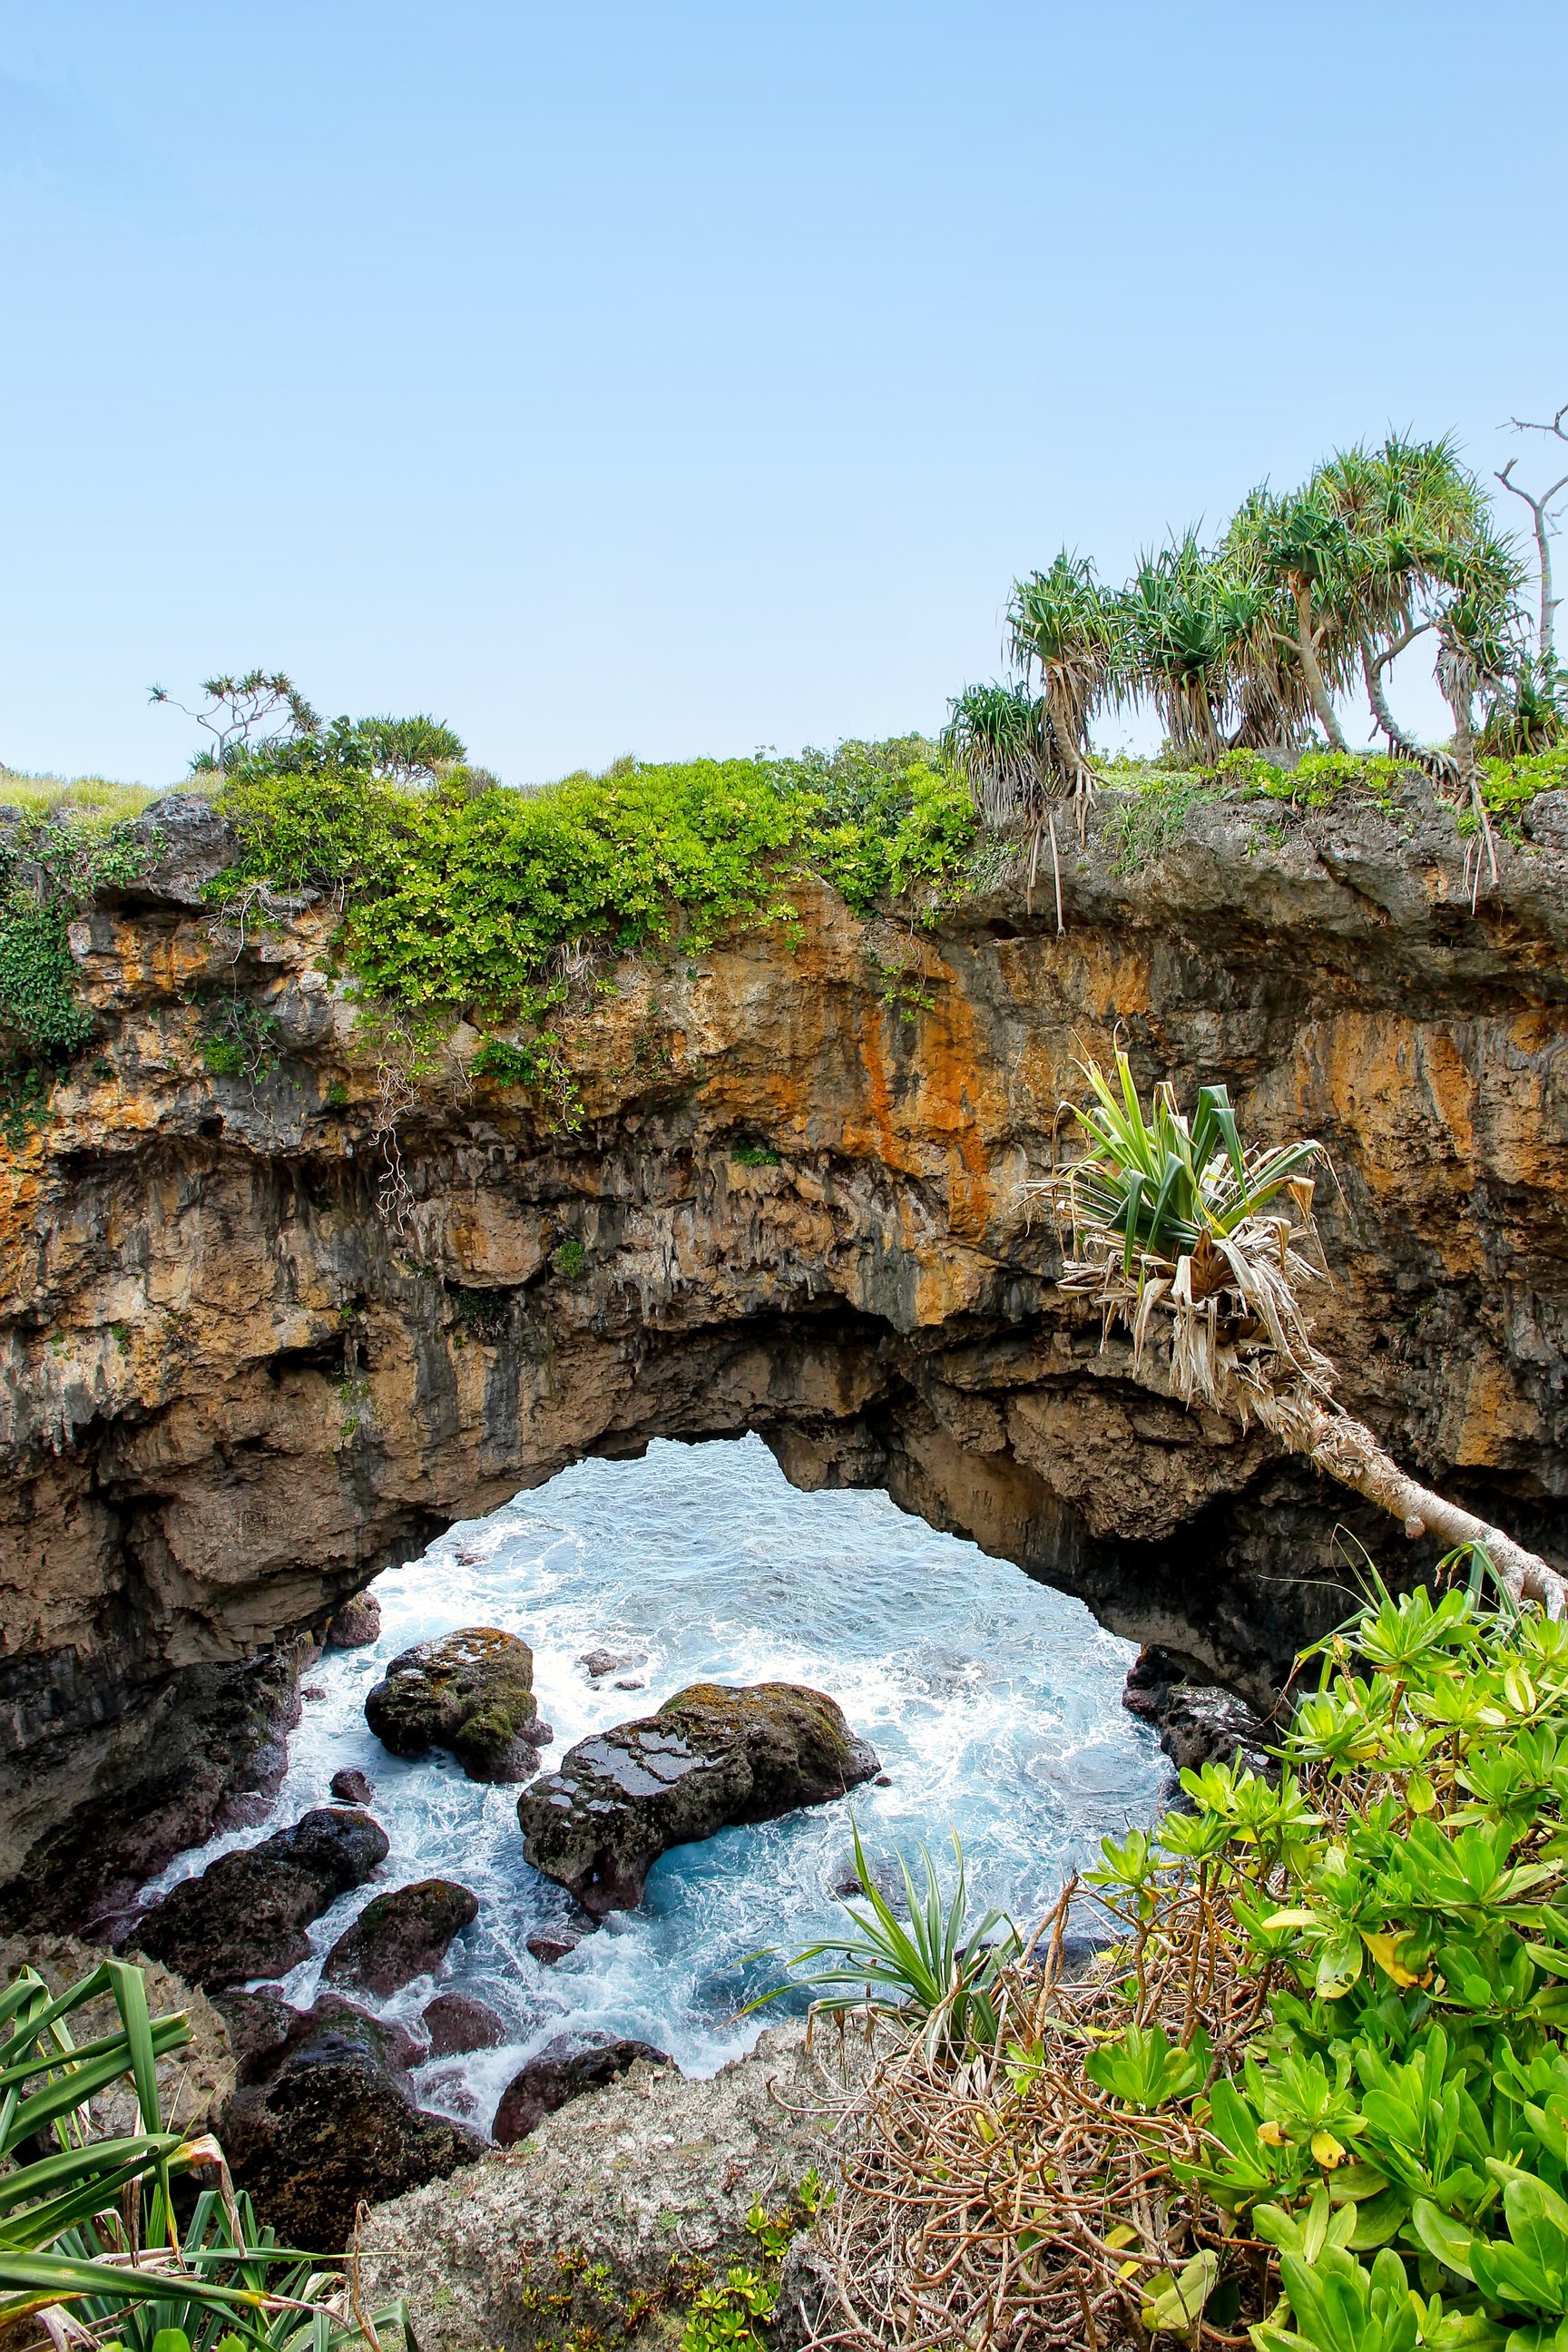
[
  {"left": 1036, "top": 1053, "right": 1564, "bottom": 1618},
  {"left": 782, "top": 1868, "right": 1264, "bottom": 2352}
]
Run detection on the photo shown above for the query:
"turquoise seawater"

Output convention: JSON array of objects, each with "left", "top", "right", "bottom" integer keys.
[{"left": 142, "top": 1435, "right": 1165, "bottom": 2131}]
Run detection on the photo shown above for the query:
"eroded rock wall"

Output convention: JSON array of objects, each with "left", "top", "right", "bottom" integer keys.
[{"left": 4, "top": 785, "right": 1566, "bottom": 1919}]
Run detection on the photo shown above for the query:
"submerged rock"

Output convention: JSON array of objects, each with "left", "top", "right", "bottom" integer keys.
[
  {"left": 491, "top": 2034, "right": 673, "bottom": 2145},
  {"left": 366, "top": 1628, "right": 546, "bottom": 1782},
  {"left": 322, "top": 1877, "right": 479, "bottom": 1996},
  {"left": 329, "top": 1767, "right": 375, "bottom": 1805},
  {"left": 220, "top": 1994, "right": 481, "bottom": 2249},
  {"left": 516, "top": 1681, "right": 879, "bottom": 1916},
  {"left": 576, "top": 1645, "right": 645, "bottom": 1681},
  {"left": 423, "top": 1990, "right": 506, "bottom": 2057},
  {"left": 524, "top": 1928, "right": 580, "bottom": 1965},
  {"left": 125, "top": 1808, "right": 389, "bottom": 1988}
]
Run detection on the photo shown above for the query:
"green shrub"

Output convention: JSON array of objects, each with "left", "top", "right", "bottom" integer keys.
[
  {"left": 471, "top": 1036, "right": 544, "bottom": 1087},
  {"left": 0, "top": 1955, "right": 400, "bottom": 2349},
  {"left": 729, "top": 1140, "right": 780, "bottom": 1167},
  {"left": 552, "top": 1238, "right": 587, "bottom": 1279}
]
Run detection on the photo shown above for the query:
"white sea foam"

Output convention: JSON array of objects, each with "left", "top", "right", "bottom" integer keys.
[{"left": 142, "top": 1435, "right": 1165, "bottom": 2129}]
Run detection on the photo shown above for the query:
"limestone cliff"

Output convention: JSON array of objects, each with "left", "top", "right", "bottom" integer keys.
[{"left": 4, "top": 784, "right": 1566, "bottom": 1922}]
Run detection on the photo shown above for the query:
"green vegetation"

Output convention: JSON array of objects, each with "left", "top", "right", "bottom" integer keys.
[
  {"left": 808, "top": 1572, "right": 1568, "bottom": 2352},
  {"left": 0, "top": 804, "right": 162, "bottom": 1143},
  {"left": 729, "top": 1141, "right": 780, "bottom": 1167},
  {"left": 946, "top": 416, "right": 1568, "bottom": 838},
  {"left": 679, "top": 2172, "right": 830, "bottom": 2352},
  {"left": 768, "top": 1818, "right": 1020, "bottom": 2061},
  {"left": 1047, "top": 1054, "right": 1560, "bottom": 1609},
  {"left": 0, "top": 1955, "right": 398, "bottom": 2351},
  {"left": 551, "top": 1237, "right": 588, "bottom": 1279}
]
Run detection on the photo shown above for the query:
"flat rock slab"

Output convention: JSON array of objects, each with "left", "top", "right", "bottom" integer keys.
[
  {"left": 492, "top": 2034, "right": 671, "bottom": 2144},
  {"left": 358, "top": 2019, "right": 866, "bottom": 2352},
  {"left": 366, "top": 1628, "right": 546, "bottom": 1782},
  {"left": 125, "top": 1808, "right": 388, "bottom": 1988},
  {"left": 221, "top": 1993, "right": 482, "bottom": 2250},
  {"left": 322, "top": 1877, "right": 479, "bottom": 1996},
  {"left": 516, "top": 1681, "right": 879, "bottom": 1916}
]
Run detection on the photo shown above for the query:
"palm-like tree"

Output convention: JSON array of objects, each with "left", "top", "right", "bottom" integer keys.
[
  {"left": 1045, "top": 1053, "right": 1564, "bottom": 1616},
  {"left": 1112, "top": 534, "right": 1287, "bottom": 763},
  {"left": 1004, "top": 552, "right": 1118, "bottom": 804}
]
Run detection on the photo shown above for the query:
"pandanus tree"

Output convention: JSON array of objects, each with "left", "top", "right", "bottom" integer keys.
[
  {"left": 1044, "top": 1053, "right": 1564, "bottom": 1616},
  {"left": 1113, "top": 533, "right": 1287, "bottom": 763},
  {"left": 1004, "top": 552, "right": 1118, "bottom": 807}
]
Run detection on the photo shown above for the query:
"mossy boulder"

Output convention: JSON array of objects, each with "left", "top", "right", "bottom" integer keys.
[
  {"left": 366, "top": 1628, "right": 545, "bottom": 1782},
  {"left": 322, "top": 1877, "right": 479, "bottom": 1996},
  {"left": 124, "top": 1808, "right": 389, "bottom": 1989},
  {"left": 516, "top": 1681, "right": 879, "bottom": 1916},
  {"left": 220, "top": 1994, "right": 483, "bottom": 2249}
]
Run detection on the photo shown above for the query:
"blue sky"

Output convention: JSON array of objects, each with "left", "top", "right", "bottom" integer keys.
[{"left": 3, "top": 2, "right": 1565, "bottom": 784}]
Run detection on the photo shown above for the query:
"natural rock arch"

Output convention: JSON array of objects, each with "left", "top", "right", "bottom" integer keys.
[{"left": 4, "top": 793, "right": 1566, "bottom": 1924}]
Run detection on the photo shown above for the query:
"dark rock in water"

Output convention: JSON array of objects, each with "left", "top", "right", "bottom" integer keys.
[
  {"left": 1123, "top": 1646, "right": 1274, "bottom": 1781},
  {"left": 213, "top": 1985, "right": 297, "bottom": 2083},
  {"left": 422, "top": 1990, "right": 506, "bottom": 2056},
  {"left": 577, "top": 1645, "right": 645, "bottom": 1681},
  {"left": 613, "top": 1676, "right": 646, "bottom": 1690},
  {"left": 491, "top": 2034, "right": 672, "bottom": 2144},
  {"left": 525, "top": 1928, "right": 580, "bottom": 1965},
  {"left": 220, "top": 1994, "right": 480, "bottom": 2249},
  {"left": 366, "top": 1628, "right": 543, "bottom": 1782},
  {"left": 517, "top": 1681, "right": 880, "bottom": 1917},
  {"left": 327, "top": 1592, "right": 381, "bottom": 1648},
  {"left": 329, "top": 1767, "right": 374, "bottom": 1805},
  {"left": 125, "top": 1808, "right": 388, "bottom": 1988},
  {"left": 321, "top": 1877, "right": 479, "bottom": 1996}
]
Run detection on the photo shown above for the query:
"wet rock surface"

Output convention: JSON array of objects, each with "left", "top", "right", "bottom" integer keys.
[
  {"left": 327, "top": 1592, "right": 381, "bottom": 1648},
  {"left": 322, "top": 1877, "right": 479, "bottom": 1997},
  {"left": 358, "top": 2019, "right": 863, "bottom": 2351},
  {"left": 491, "top": 2033, "right": 672, "bottom": 2144},
  {"left": 329, "top": 1767, "right": 375, "bottom": 1805},
  {"left": 518, "top": 1681, "right": 880, "bottom": 1916},
  {"left": 220, "top": 1993, "right": 481, "bottom": 2250},
  {"left": 366, "top": 1629, "right": 546, "bottom": 1782},
  {"left": 422, "top": 1990, "right": 506, "bottom": 2057},
  {"left": 1123, "top": 1645, "right": 1275, "bottom": 1780},
  {"left": 125, "top": 1808, "right": 389, "bottom": 1988}
]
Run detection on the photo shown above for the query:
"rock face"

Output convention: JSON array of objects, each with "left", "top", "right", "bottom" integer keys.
[
  {"left": 518, "top": 1682, "right": 880, "bottom": 1916},
  {"left": 5, "top": 786, "right": 1568, "bottom": 1924},
  {"left": 491, "top": 2034, "right": 671, "bottom": 2144},
  {"left": 358, "top": 2019, "right": 859, "bottom": 2352},
  {"left": 220, "top": 1993, "right": 484, "bottom": 2250},
  {"left": 321, "top": 1877, "right": 479, "bottom": 1996},
  {"left": 126, "top": 1808, "right": 388, "bottom": 1988},
  {"left": 366, "top": 1629, "right": 544, "bottom": 1782}
]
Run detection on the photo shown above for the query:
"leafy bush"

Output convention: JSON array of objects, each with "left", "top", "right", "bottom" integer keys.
[
  {"left": 679, "top": 2171, "right": 829, "bottom": 2352},
  {"left": 812, "top": 1569, "right": 1568, "bottom": 2352},
  {"left": 729, "top": 1140, "right": 780, "bottom": 1167},
  {"left": 552, "top": 1238, "right": 587, "bottom": 1279}
]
